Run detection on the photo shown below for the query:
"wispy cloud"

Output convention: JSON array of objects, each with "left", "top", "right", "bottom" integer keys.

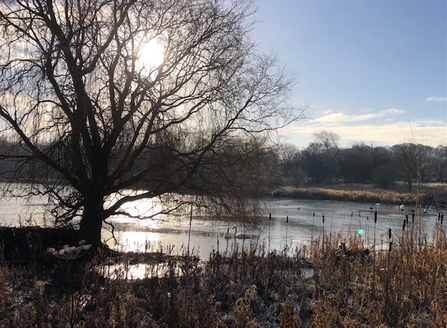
[
  {"left": 316, "top": 108, "right": 406, "bottom": 125},
  {"left": 378, "top": 108, "right": 406, "bottom": 115},
  {"left": 280, "top": 115, "right": 446, "bottom": 148},
  {"left": 426, "top": 96, "right": 447, "bottom": 102},
  {"left": 317, "top": 112, "right": 376, "bottom": 123}
]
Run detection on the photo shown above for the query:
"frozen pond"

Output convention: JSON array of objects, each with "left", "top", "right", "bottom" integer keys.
[
  {"left": 106, "top": 198, "right": 442, "bottom": 258},
  {"left": 1, "top": 194, "right": 443, "bottom": 259}
]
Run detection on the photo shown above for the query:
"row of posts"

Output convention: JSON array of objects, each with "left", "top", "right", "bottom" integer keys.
[{"left": 268, "top": 209, "right": 445, "bottom": 253}]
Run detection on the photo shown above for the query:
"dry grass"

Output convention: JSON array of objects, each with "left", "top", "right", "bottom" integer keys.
[
  {"left": 308, "top": 224, "right": 447, "bottom": 327},
  {"left": 274, "top": 183, "right": 447, "bottom": 206},
  {"left": 0, "top": 224, "right": 446, "bottom": 327}
]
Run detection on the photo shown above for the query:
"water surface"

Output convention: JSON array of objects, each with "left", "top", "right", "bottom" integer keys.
[{"left": 0, "top": 194, "right": 442, "bottom": 259}]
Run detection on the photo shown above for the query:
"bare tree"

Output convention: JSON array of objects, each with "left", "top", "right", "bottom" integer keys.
[
  {"left": 0, "top": 0, "right": 302, "bottom": 247},
  {"left": 301, "top": 131, "right": 340, "bottom": 183},
  {"left": 314, "top": 131, "right": 341, "bottom": 181},
  {"left": 433, "top": 145, "right": 447, "bottom": 182},
  {"left": 277, "top": 144, "right": 305, "bottom": 187},
  {"left": 392, "top": 143, "right": 425, "bottom": 193}
]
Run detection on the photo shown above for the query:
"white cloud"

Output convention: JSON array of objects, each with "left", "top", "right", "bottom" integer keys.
[
  {"left": 280, "top": 118, "right": 447, "bottom": 148},
  {"left": 331, "top": 122, "right": 446, "bottom": 147},
  {"left": 378, "top": 108, "right": 406, "bottom": 116},
  {"left": 279, "top": 107, "right": 445, "bottom": 148},
  {"left": 317, "top": 112, "right": 376, "bottom": 123},
  {"left": 315, "top": 108, "right": 406, "bottom": 125},
  {"left": 426, "top": 96, "right": 447, "bottom": 102}
]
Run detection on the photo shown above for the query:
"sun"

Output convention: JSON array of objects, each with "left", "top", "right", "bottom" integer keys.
[{"left": 138, "top": 38, "right": 165, "bottom": 71}]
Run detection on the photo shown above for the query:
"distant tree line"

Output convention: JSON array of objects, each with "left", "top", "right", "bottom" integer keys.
[
  {"left": 276, "top": 132, "right": 447, "bottom": 191},
  {"left": 1, "top": 131, "right": 446, "bottom": 194}
]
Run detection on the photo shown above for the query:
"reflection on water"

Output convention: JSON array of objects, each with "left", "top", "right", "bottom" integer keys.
[
  {"left": 102, "top": 262, "right": 175, "bottom": 280},
  {"left": 104, "top": 198, "right": 443, "bottom": 259},
  {"left": 0, "top": 193, "right": 443, "bottom": 260}
]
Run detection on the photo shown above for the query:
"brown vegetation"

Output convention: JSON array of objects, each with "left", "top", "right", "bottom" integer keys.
[
  {"left": 273, "top": 183, "right": 447, "bottom": 207},
  {"left": 0, "top": 223, "right": 446, "bottom": 327}
]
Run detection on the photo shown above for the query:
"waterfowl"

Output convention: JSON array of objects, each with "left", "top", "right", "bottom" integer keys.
[
  {"left": 232, "top": 226, "right": 251, "bottom": 239},
  {"left": 223, "top": 227, "right": 232, "bottom": 239}
]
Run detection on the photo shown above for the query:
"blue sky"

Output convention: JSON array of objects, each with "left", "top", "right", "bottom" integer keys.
[{"left": 254, "top": 0, "right": 447, "bottom": 148}]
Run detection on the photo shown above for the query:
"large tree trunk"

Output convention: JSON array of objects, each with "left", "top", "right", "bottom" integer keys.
[{"left": 79, "top": 193, "right": 106, "bottom": 249}]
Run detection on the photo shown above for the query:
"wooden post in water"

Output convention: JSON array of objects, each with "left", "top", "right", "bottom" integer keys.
[
  {"left": 372, "top": 210, "right": 378, "bottom": 297},
  {"left": 322, "top": 215, "right": 325, "bottom": 253},
  {"left": 311, "top": 212, "right": 315, "bottom": 245},
  {"left": 216, "top": 235, "right": 219, "bottom": 255},
  {"left": 374, "top": 211, "right": 377, "bottom": 256},
  {"left": 388, "top": 228, "right": 392, "bottom": 252},
  {"left": 268, "top": 213, "right": 271, "bottom": 254},
  {"left": 285, "top": 216, "right": 289, "bottom": 255},
  {"left": 184, "top": 203, "right": 193, "bottom": 323}
]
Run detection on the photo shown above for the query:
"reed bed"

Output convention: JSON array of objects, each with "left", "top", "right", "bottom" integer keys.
[
  {"left": 273, "top": 183, "right": 446, "bottom": 206},
  {"left": 274, "top": 186, "right": 421, "bottom": 205},
  {"left": 0, "top": 224, "right": 446, "bottom": 327},
  {"left": 308, "top": 223, "right": 447, "bottom": 327}
]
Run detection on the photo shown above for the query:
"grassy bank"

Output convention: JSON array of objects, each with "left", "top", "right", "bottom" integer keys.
[
  {"left": 272, "top": 183, "right": 447, "bottom": 207},
  {"left": 1, "top": 224, "right": 447, "bottom": 327}
]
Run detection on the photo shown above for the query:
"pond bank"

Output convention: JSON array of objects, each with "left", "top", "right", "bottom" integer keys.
[
  {"left": 272, "top": 183, "right": 447, "bottom": 207},
  {"left": 1, "top": 226, "right": 446, "bottom": 327}
]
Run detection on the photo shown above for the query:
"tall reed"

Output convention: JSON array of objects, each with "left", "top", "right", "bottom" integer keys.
[{"left": 0, "top": 223, "right": 446, "bottom": 327}]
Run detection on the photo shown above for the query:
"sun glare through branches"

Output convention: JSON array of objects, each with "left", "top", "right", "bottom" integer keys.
[{"left": 137, "top": 38, "right": 165, "bottom": 74}]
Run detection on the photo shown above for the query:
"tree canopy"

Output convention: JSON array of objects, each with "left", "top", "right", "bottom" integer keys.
[{"left": 0, "top": 0, "right": 302, "bottom": 246}]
